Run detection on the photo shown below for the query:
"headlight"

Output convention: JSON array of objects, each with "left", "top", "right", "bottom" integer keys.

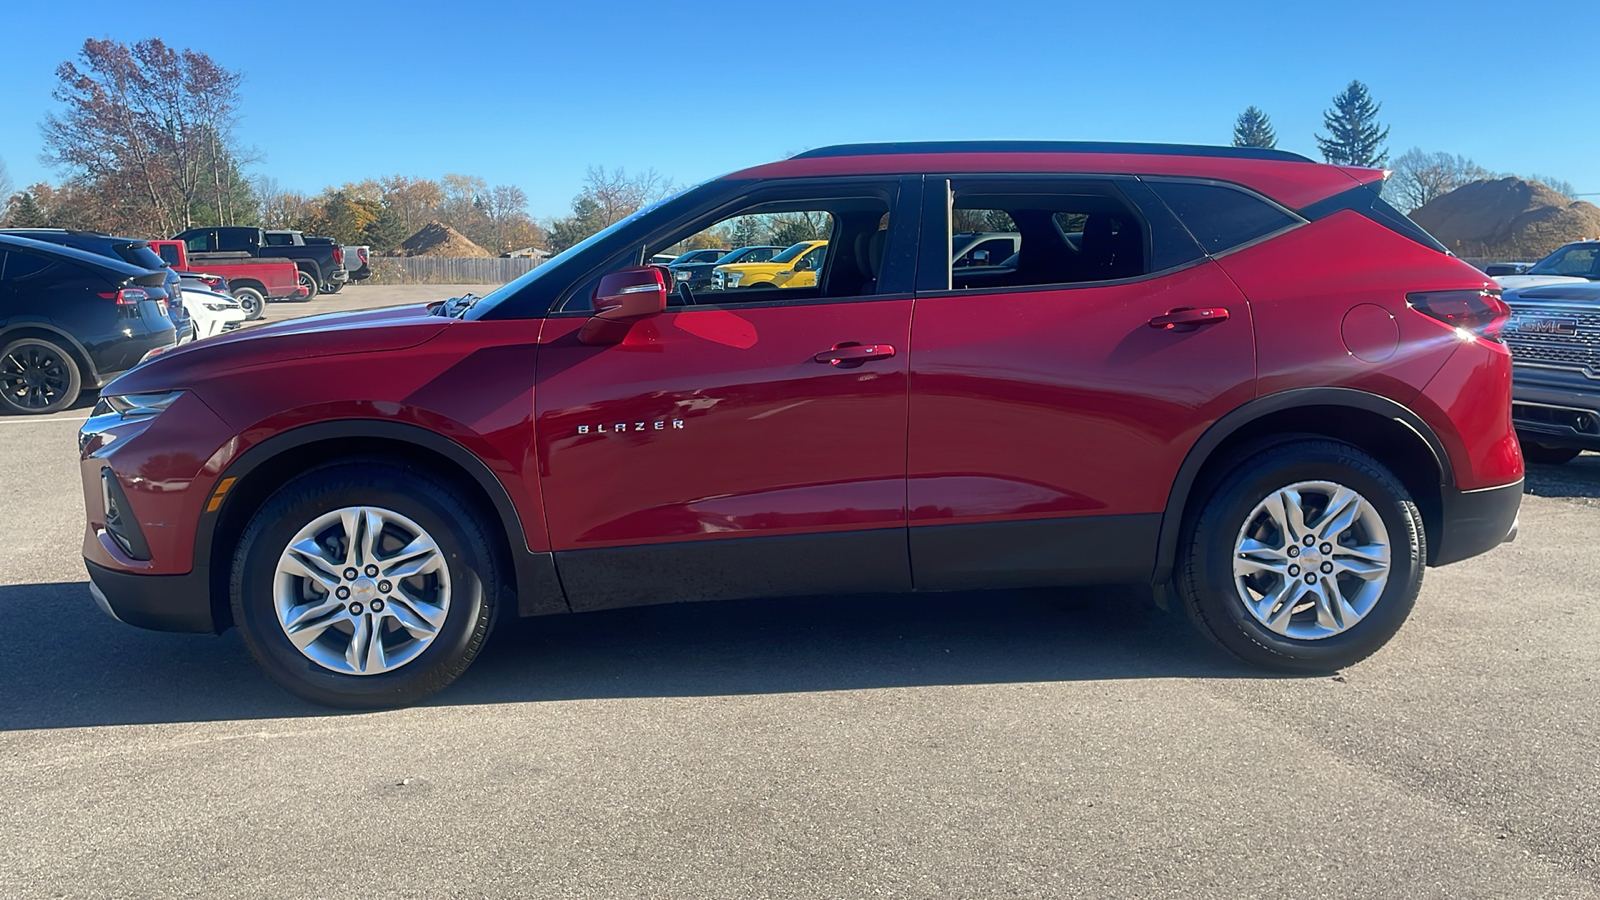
[
  {"left": 96, "top": 390, "right": 185, "bottom": 420},
  {"left": 727, "top": 272, "right": 743, "bottom": 287},
  {"left": 202, "top": 301, "right": 239, "bottom": 312}
]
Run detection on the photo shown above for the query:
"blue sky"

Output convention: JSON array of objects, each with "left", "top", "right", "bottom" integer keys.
[{"left": 0, "top": 0, "right": 1595, "bottom": 218}]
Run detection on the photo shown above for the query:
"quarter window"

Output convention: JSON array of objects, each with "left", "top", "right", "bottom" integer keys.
[{"left": 1145, "top": 180, "right": 1299, "bottom": 255}]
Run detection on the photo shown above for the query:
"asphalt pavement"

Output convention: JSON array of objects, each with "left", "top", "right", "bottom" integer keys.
[{"left": 1, "top": 286, "right": 1597, "bottom": 897}]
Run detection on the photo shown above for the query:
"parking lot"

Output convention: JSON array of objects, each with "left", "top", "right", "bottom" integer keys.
[{"left": 2, "top": 285, "right": 1598, "bottom": 898}]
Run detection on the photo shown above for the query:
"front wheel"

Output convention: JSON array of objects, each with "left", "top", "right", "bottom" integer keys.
[
  {"left": 232, "top": 287, "right": 265, "bottom": 320},
  {"left": 1178, "top": 439, "right": 1424, "bottom": 673},
  {"left": 230, "top": 461, "right": 501, "bottom": 708},
  {"left": 0, "top": 338, "right": 82, "bottom": 415}
]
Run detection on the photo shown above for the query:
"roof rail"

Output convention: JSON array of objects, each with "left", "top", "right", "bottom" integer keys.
[{"left": 791, "top": 141, "right": 1312, "bottom": 163}]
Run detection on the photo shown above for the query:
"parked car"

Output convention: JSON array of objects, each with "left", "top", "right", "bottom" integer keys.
[
  {"left": 711, "top": 240, "right": 827, "bottom": 290},
  {"left": 149, "top": 239, "right": 307, "bottom": 321},
  {"left": 670, "top": 245, "right": 784, "bottom": 291},
  {"left": 299, "top": 236, "right": 369, "bottom": 290},
  {"left": 173, "top": 227, "right": 348, "bottom": 298},
  {"left": 1483, "top": 261, "right": 1535, "bottom": 277},
  {"left": 1499, "top": 281, "right": 1600, "bottom": 464},
  {"left": 648, "top": 253, "right": 678, "bottom": 266},
  {"left": 1493, "top": 240, "right": 1600, "bottom": 290},
  {"left": 952, "top": 231, "right": 1021, "bottom": 268},
  {"left": 178, "top": 287, "right": 247, "bottom": 340},
  {"left": 0, "top": 229, "right": 186, "bottom": 339},
  {"left": 2, "top": 233, "right": 176, "bottom": 414},
  {"left": 345, "top": 245, "right": 371, "bottom": 282},
  {"left": 80, "top": 140, "right": 1521, "bottom": 708}
]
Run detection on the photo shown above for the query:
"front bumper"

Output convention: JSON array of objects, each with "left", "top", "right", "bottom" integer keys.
[
  {"left": 86, "top": 559, "right": 214, "bottom": 633},
  {"left": 1433, "top": 478, "right": 1522, "bottom": 567},
  {"left": 1510, "top": 366, "right": 1600, "bottom": 450}
]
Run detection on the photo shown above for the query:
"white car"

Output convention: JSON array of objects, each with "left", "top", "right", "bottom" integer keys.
[
  {"left": 180, "top": 287, "right": 248, "bottom": 340},
  {"left": 1493, "top": 240, "right": 1600, "bottom": 290}
]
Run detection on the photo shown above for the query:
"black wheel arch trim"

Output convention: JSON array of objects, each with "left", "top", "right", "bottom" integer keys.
[
  {"left": 1151, "top": 387, "right": 1454, "bottom": 585},
  {"left": 198, "top": 418, "right": 568, "bottom": 629},
  {"left": 0, "top": 321, "right": 103, "bottom": 386}
]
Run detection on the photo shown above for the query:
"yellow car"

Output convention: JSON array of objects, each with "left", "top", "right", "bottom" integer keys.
[{"left": 711, "top": 240, "right": 827, "bottom": 290}]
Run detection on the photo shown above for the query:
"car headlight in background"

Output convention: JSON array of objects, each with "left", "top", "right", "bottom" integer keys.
[
  {"left": 96, "top": 390, "right": 186, "bottom": 420},
  {"left": 726, "top": 272, "right": 743, "bottom": 287}
]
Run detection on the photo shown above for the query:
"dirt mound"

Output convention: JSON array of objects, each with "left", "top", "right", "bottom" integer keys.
[
  {"left": 1410, "top": 177, "right": 1600, "bottom": 258},
  {"left": 397, "top": 221, "right": 491, "bottom": 258}
]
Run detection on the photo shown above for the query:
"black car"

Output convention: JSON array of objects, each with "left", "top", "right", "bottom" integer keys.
[
  {"left": 0, "top": 234, "right": 177, "bottom": 414},
  {"left": 0, "top": 229, "right": 190, "bottom": 342},
  {"left": 670, "top": 245, "right": 784, "bottom": 291}
]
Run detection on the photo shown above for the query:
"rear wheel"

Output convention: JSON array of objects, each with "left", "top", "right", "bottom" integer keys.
[
  {"left": 1518, "top": 435, "right": 1581, "bottom": 466},
  {"left": 0, "top": 338, "right": 82, "bottom": 415},
  {"left": 232, "top": 286, "right": 265, "bottom": 320},
  {"left": 296, "top": 270, "right": 319, "bottom": 301},
  {"left": 1178, "top": 439, "right": 1424, "bottom": 673},
  {"left": 323, "top": 282, "right": 343, "bottom": 295},
  {"left": 230, "top": 460, "right": 501, "bottom": 708}
]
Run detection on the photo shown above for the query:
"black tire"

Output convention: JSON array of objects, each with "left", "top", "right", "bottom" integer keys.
[
  {"left": 296, "top": 270, "right": 319, "bottom": 301},
  {"left": 322, "top": 282, "right": 343, "bottom": 295},
  {"left": 1518, "top": 436, "right": 1581, "bottom": 466},
  {"left": 0, "top": 337, "right": 83, "bottom": 415},
  {"left": 232, "top": 287, "right": 266, "bottom": 321},
  {"left": 1178, "top": 439, "right": 1425, "bottom": 673},
  {"left": 230, "top": 460, "right": 500, "bottom": 709}
]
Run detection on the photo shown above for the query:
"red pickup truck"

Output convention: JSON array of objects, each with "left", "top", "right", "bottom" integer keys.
[{"left": 148, "top": 240, "right": 307, "bottom": 320}]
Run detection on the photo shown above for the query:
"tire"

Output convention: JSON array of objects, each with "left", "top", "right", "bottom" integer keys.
[
  {"left": 1178, "top": 439, "right": 1424, "bottom": 673},
  {"left": 230, "top": 460, "right": 501, "bottom": 709},
  {"left": 296, "top": 270, "right": 319, "bottom": 301},
  {"left": 1518, "top": 436, "right": 1581, "bottom": 466},
  {"left": 0, "top": 337, "right": 83, "bottom": 415},
  {"left": 322, "top": 282, "right": 343, "bottom": 295},
  {"left": 232, "top": 287, "right": 266, "bottom": 321}
]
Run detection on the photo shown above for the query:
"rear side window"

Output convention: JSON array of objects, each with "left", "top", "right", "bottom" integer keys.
[
  {"left": 1145, "top": 180, "right": 1300, "bottom": 255},
  {"left": 114, "top": 242, "right": 168, "bottom": 270},
  {"left": 217, "top": 230, "right": 253, "bottom": 252},
  {"left": 0, "top": 250, "right": 60, "bottom": 282}
]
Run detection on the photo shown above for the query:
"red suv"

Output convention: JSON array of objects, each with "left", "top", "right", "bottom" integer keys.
[{"left": 78, "top": 142, "right": 1523, "bottom": 708}]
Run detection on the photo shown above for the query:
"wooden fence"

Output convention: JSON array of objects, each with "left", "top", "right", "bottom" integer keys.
[{"left": 367, "top": 256, "right": 544, "bottom": 285}]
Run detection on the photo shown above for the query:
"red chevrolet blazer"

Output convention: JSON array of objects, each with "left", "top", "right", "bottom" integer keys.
[{"left": 77, "top": 142, "right": 1523, "bottom": 707}]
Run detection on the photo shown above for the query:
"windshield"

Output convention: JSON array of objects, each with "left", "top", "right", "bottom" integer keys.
[
  {"left": 1528, "top": 244, "right": 1600, "bottom": 278},
  {"left": 770, "top": 242, "right": 814, "bottom": 265}
]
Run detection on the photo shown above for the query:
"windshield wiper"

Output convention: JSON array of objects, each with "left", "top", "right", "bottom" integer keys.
[{"left": 435, "top": 293, "right": 481, "bottom": 318}]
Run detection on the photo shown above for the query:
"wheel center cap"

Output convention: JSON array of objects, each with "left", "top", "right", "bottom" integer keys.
[{"left": 351, "top": 578, "right": 377, "bottom": 599}]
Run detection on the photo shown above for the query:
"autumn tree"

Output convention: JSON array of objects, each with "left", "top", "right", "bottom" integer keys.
[
  {"left": 1315, "top": 80, "right": 1390, "bottom": 167},
  {"left": 377, "top": 175, "right": 443, "bottom": 231},
  {"left": 42, "top": 38, "right": 250, "bottom": 236},
  {"left": 1231, "top": 106, "right": 1277, "bottom": 149}
]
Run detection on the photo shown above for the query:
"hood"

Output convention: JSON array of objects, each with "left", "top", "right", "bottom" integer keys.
[
  {"left": 107, "top": 303, "right": 450, "bottom": 394},
  {"left": 1504, "top": 283, "right": 1600, "bottom": 305},
  {"left": 1494, "top": 274, "right": 1590, "bottom": 290}
]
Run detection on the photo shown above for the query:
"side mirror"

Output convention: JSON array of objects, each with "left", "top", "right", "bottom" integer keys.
[{"left": 579, "top": 265, "right": 669, "bottom": 345}]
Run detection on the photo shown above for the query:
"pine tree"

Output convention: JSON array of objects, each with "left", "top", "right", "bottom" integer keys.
[
  {"left": 1316, "top": 80, "right": 1390, "bottom": 167},
  {"left": 1231, "top": 106, "right": 1277, "bottom": 149},
  {"left": 5, "top": 191, "right": 48, "bottom": 227}
]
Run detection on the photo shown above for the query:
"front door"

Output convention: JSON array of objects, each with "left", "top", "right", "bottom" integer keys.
[{"left": 534, "top": 182, "right": 920, "bottom": 611}]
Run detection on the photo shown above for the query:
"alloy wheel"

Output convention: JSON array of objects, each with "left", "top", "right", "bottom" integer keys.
[
  {"left": 1231, "top": 480, "right": 1391, "bottom": 640},
  {"left": 1, "top": 341, "right": 72, "bottom": 411},
  {"left": 273, "top": 506, "right": 452, "bottom": 675}
]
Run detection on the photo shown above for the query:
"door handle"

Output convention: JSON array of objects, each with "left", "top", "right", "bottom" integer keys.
[
  {"left": 813, "top": 343, "right": 897, "bottom": 365},
  {"left": 1148, "top": 307, "right": 1229, "bottom": 330}
]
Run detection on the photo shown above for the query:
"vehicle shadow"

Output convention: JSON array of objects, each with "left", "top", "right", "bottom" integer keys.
[
  {"left": 0, "top": 580, "right": 1261, "bottom": 731},
  {"left": 1523, "top": 452, "right": 1600, "bottom": 500}
]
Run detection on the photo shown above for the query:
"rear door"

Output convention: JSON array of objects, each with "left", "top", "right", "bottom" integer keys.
[
  {"left": 534, "top": 178, "right": 921, "bottom": 611},
  {"left": 905, "top": 175, "right": 1257, "bottom": 590}
]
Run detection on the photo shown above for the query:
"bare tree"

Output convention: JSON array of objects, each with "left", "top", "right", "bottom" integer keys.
[
  {"left": 1389, "top": 148, "right": 1491, "bottom": 212},
  {"left": 0, "top": 157, "right": 12, "bottom": 219},
  {"left": 1528, "top": 173, "right": 1577, "bottom": 199},
  {"left": 582, "top": 165, "right": 673, "bottom": 228}
]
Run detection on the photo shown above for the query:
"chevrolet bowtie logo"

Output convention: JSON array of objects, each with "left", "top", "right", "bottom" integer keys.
[{"left": 578, "top": 420, "right": 685, "bottom": 435}]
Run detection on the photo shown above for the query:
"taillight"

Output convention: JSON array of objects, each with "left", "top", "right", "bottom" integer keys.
[
  {"left": 1407, "top": 289, "right": 1510, "bottom": 340},
  {"left": 358, "top": 248, "right": 368, "bottom": 264},
  {"left": 99, "top": 287, "right": 150, "bottom": 307},
  {"left": 334, "top": 247, "right": 344, "bottom": 266}
]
